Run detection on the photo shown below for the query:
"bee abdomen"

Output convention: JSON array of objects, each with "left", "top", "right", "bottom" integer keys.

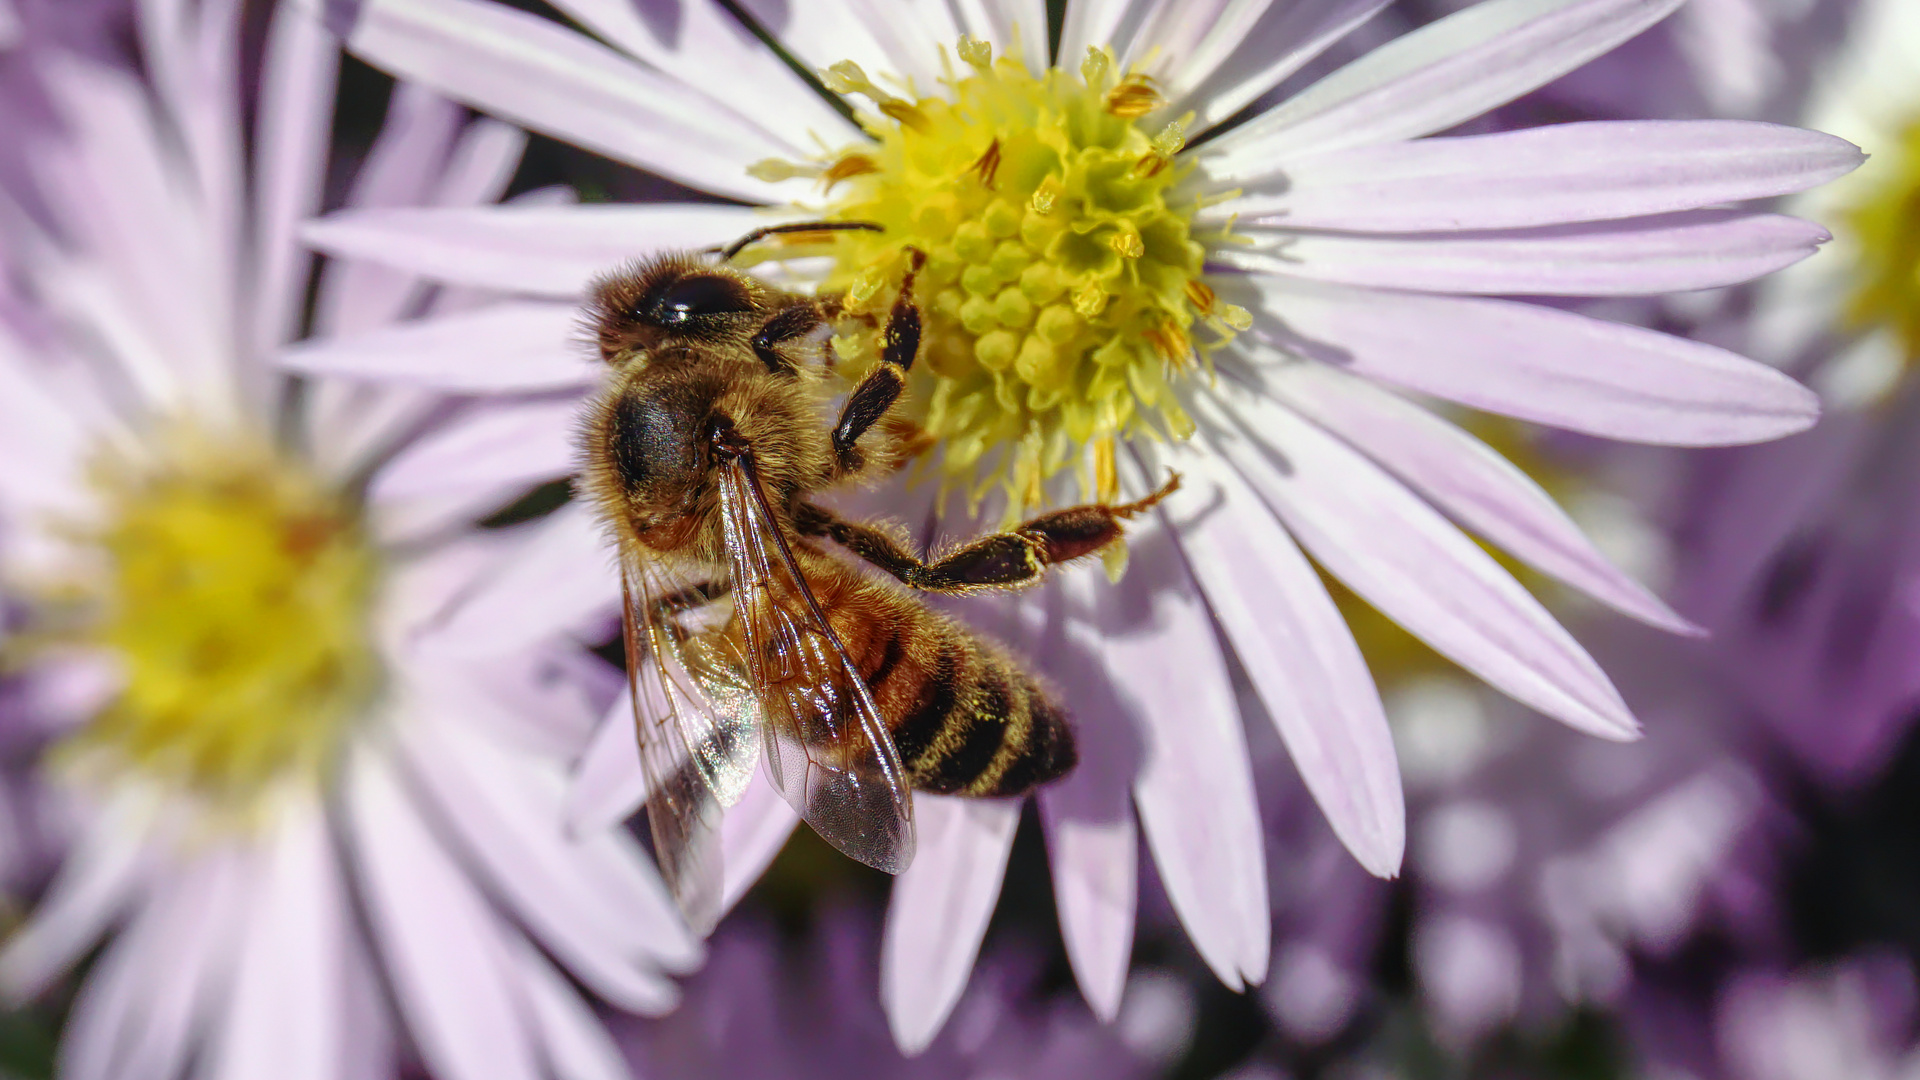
[{"left": 868, "top": 625, "right": 1076, "bottom": 798}]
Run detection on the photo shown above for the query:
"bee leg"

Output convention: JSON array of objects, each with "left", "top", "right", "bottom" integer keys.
[
  {"left": 751, "top": 302, "right": 827, "bottom": 375},
  {"left": 831, "top": 249, "right": 926, "bottom": 474},
  {"left": 798, "top": 472, "right": 1180, "bottom": 593}
]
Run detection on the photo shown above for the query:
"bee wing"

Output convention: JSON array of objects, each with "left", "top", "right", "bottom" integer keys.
[
  {"left": 715, "top": 451, "right": 916, "bottom": 875},
  {"left": 618, "top": 550, "right": 760, "bottom": 935}
]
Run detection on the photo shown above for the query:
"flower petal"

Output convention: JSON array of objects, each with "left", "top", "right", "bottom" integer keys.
[
  {"left": 370, "top": 397, "right": 580, "bottom": 509},
  {"left": 282, "top": 301, "right": 593, "bottom": 391},
  {"left": 719, "top": 769, "right": 803, "bottom": 916},
  {"left": 206, "top": 804, "right": 348, "bottom": 1080},
  {"left": 1037, "top": 577, "right": 1139, "bottom": 1020},
  {"left": 395, "top": 707, "right": 698, "bottom": 1004},
  {"left": 881, "top": 795, "right": 1020, "bottom": 1054},
  {"left": 316, "top": 0, "right": 790, "bottom": 202},
  {"left": 506, "top": 937, "right": 635, "bottom": 1080},
  {"left": 343, "top": 743, "right": 543, "bottom": 1080},
  {"left": 1150, "top": 443, "right": 1405, "bottom": 877},
  {"left": 1244, "top": 354, "right": 1697, "bottom": 634},
  {"left": 1250, "top": 277, "right": 1820, "bottom": 445},
  {"left": 1206, "top": 121, "right": 1866, "bottom": 231},
  {"left": 301, "top": 203, "right": 773, "bottom": 296},
  {"left": 1195, "top": 387, "right": 1640, "bottom": 740},
  {"left": 1208, "top": 0, "right": 1684, "bottom": 161},
  {"left": 1067, "top": 498, "right": 1271, "bottom": 989},
  {"left": 96, "top": 845, "right": 249, "bottom": 1080},
  {"left": 1176, "top": 0, "right": 1392, "bottom": 133},
  {"left": 429, "top": 502, "right": 621, "bottom": 655},
  {"left": 249, "top": 1, "right": 340, "bottom": 357},
  {"left": 1222, "top": 212, "right": 1829, "bottom": 296},
  {"left": 1059, "top": 0, "right": 1136, "bottom": 65},
  {"left": 567, "top": 696, "right": 650, "bottom": 836},
  {"left": 545, "top": 0, "right": 861, "bottom": 148},
  {"left": 0, "top": 790, "right": 157, "bottom": 1002}
]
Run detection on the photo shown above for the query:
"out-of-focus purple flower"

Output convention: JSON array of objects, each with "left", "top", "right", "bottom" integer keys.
[
  {"left": 1386, "top": 642, "right": 1787, "bottom": 1050},
  {"left": 284, "top": 0, "right": 1858, "bottom": 1049},
  {"left": 0, "top": 4, "right": 701, "bottom": 1078},
  {"left": 616, "top": 906, "right": 1164, "bottom": 1080}
]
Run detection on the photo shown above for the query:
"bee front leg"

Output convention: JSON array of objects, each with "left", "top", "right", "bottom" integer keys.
[
  {"left": 796, "top": 472, "right": 1180, "bottom": 593},
  {"left": 831, "top": 249, "right": 925, "bottom": 475}
]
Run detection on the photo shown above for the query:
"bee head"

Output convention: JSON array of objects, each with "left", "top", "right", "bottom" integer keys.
[{"left": 589, "top": 257, "right": 765, "bottom": 364}]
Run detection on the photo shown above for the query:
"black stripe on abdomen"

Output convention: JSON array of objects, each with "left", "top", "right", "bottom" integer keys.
[
  {"left": 888, "top": 636, "right": 956, "bottom": 768},
  {"left": 917, "top": 672, "right": 1015, "bottom": 795}
]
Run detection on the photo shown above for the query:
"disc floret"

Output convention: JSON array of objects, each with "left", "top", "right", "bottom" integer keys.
[
  {"left": 57, "top": 425, "right": 380, "bottom": 812},
  {"left": 1841, "top": 117, "right": 1920, "bottom": 366},
  {"left": 759, "top": 38, "right": 1248, "bottom": 509}
]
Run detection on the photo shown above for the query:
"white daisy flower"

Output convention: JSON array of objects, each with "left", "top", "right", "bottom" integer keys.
[
  {"left": 0, "top": 4, "right": 697, "bottom": 1078},
  {"left": 286, "top": 0, "right": 1858, "bottom": 1050}
]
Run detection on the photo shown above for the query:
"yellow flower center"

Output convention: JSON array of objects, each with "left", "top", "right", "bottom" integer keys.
[
  {"left": 752, "top": 38, "right": 1248, "bottom": 510},
  {"left": 1841, "top": 116, "right": 1920, "bottom": 363},
  {"left": 63, "top": 425, "right": 379, "bottom": 807}
]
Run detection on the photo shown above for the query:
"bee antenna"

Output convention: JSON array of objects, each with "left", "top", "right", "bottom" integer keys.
[{"left": 707, "top": 221, "right": 885, "bottom": 261}]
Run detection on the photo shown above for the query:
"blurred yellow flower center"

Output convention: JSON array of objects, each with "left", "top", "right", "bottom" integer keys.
[
  {"left": 71, "top": 426, "right": 378, "bottom": 804},
  {"left": 1841, "top": 116, "right": 1920, "bottom": 362},
  {"left": 751, "top": 37, "right": 1248, "bottom": 510}
]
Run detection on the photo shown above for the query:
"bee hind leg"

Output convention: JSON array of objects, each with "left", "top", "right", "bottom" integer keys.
[{"left": 796, "top": 472, "right": 1180, "bottom": 593}]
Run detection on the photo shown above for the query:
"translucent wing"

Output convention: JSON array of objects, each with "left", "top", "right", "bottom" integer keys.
[
  {"left": 618, "top": 547, "right": 761, "bottom": 934},
  {"left": 714, "top": 451, "right": 916, "bottom": 874}
]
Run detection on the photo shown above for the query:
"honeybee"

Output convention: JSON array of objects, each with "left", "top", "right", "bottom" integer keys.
[{"left": 578, "top": 222, "right": 1178, "bottom": 930}]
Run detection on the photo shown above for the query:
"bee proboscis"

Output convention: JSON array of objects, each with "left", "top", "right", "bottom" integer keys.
[{"left": 578, "top": 221, "right": 1178, "bottom": 930}]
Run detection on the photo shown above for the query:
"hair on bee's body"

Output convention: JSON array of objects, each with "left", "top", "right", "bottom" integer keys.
[{"left": 577, "top": 239, "right": 1176, "bottom": 916}]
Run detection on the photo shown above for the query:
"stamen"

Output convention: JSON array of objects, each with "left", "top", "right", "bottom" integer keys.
[
  {"left": 822, "top": 154, "right": 881, "bottom": 191},
  {"left": 970, "top": 138, "right": 1002, "bottom": 189},
  {"left": 1104, "top": 74, "right": 1162, "bottom": 118}
]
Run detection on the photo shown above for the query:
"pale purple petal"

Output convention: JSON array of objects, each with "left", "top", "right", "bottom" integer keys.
[
  {"left": 1205, "top": 121, "right": 1865, "bottom": 230},
  {"left": 0, "top": 792, "right": 156, "bottom": 1001},
  {"left": 1058, "top": 0, "right": 1136, "bottom": 64},
  {"left": 60, "top": 889, "right": 176, "bottom": 1080},
  {"left": 1195, "top": 388, "right": 1640, "bottom": 740},
  {"left": 34, "top": 57, "right": 233, "bottom": 410},
  {"left": 1208, "top": 0, "right": 1684, "bottom": 161},
  {"left": 369, "top": 397, "right": 580, "bottom": 504},
  {"left": 0, "top": 332, "right": 90, "bottom": 518},
  {"left": 1250, "top": 277, "right": 1820, "bottom": 445},
  {"left": 206, "top": 805, "right": 347, "bottom": 1080},
  {"left": 343, "top": 744, "right": 543, "bottom": 1080},
  {"left": 1221, "top": 212, "right": 1828, "bottom": 296},
  {"left": 720, "top": 770, "right": 803, "bottom": 916},
  {"left": 1079, "top": 484, "right": 1273, "bottom": 987},
  {"left": 394, "top": 710, "right": 697, "bottom": 1005},
  {"left": 1153, "top": 443, "right": 1405, "bottom": 877},
  {"left": 955, "top": 0, "right": 1050, "bottom": 72},
  {"left": 282, "top": 301, "right": 593, "bottom": 391},
  {"left": 432, "top": 117, "right": 528, "bottom": 207},
  {"left": 1176, "top": 0, "right": 1392, "bottom": 133},
  {"left": 317, "top": 0, "right": 791, "bottom": 203},
  {"left": 1246, "top": 355, "right": 1698, "bottom": 634},
  {"left": 301, "top": 203, "right": 772, "bottom": 296},
  {"left": 506, "top": 937, "right": 636, "bottom": 1080},
  {"left": 881, "top": 795, "right": 1020, "bottom": 1054},
  {"left": 567, "top": 696, "right": 649, "bottom": 836},
  {"left": 736, "top": 0, "right": 916, "bottom": 94},
  {"left": 1038, "top": 575, "right": 1139, "bottom": 1020},
  {"left": 426, "top": 502, "right": 620, "bottom": 655},
  {"left": 249, "top": 1, "right": 340, "bottom": 358},
  {"left": 106, "top": 845, "right": 250, "bottom": 1080},
  {"left": 546, "top": 0, "right": 861, "bottom": 146}
]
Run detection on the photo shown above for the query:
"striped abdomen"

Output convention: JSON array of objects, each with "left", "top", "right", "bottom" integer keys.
[{"left": 844, "top": 608, "right": 1076, "bottom": 798}]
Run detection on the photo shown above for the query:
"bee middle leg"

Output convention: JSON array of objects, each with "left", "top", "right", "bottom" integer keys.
[{"left": 795, "top": 472, "right": 1181, "bottom": 593}]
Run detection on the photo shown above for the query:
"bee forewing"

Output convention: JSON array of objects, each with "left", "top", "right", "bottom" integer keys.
[{"left": 717, "top": 454, "right": 917, "bottom": 875}]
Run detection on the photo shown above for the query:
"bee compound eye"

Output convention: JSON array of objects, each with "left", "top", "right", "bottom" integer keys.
[{"left": 646, "top": 274, "right": 753, "bottom": 326}]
